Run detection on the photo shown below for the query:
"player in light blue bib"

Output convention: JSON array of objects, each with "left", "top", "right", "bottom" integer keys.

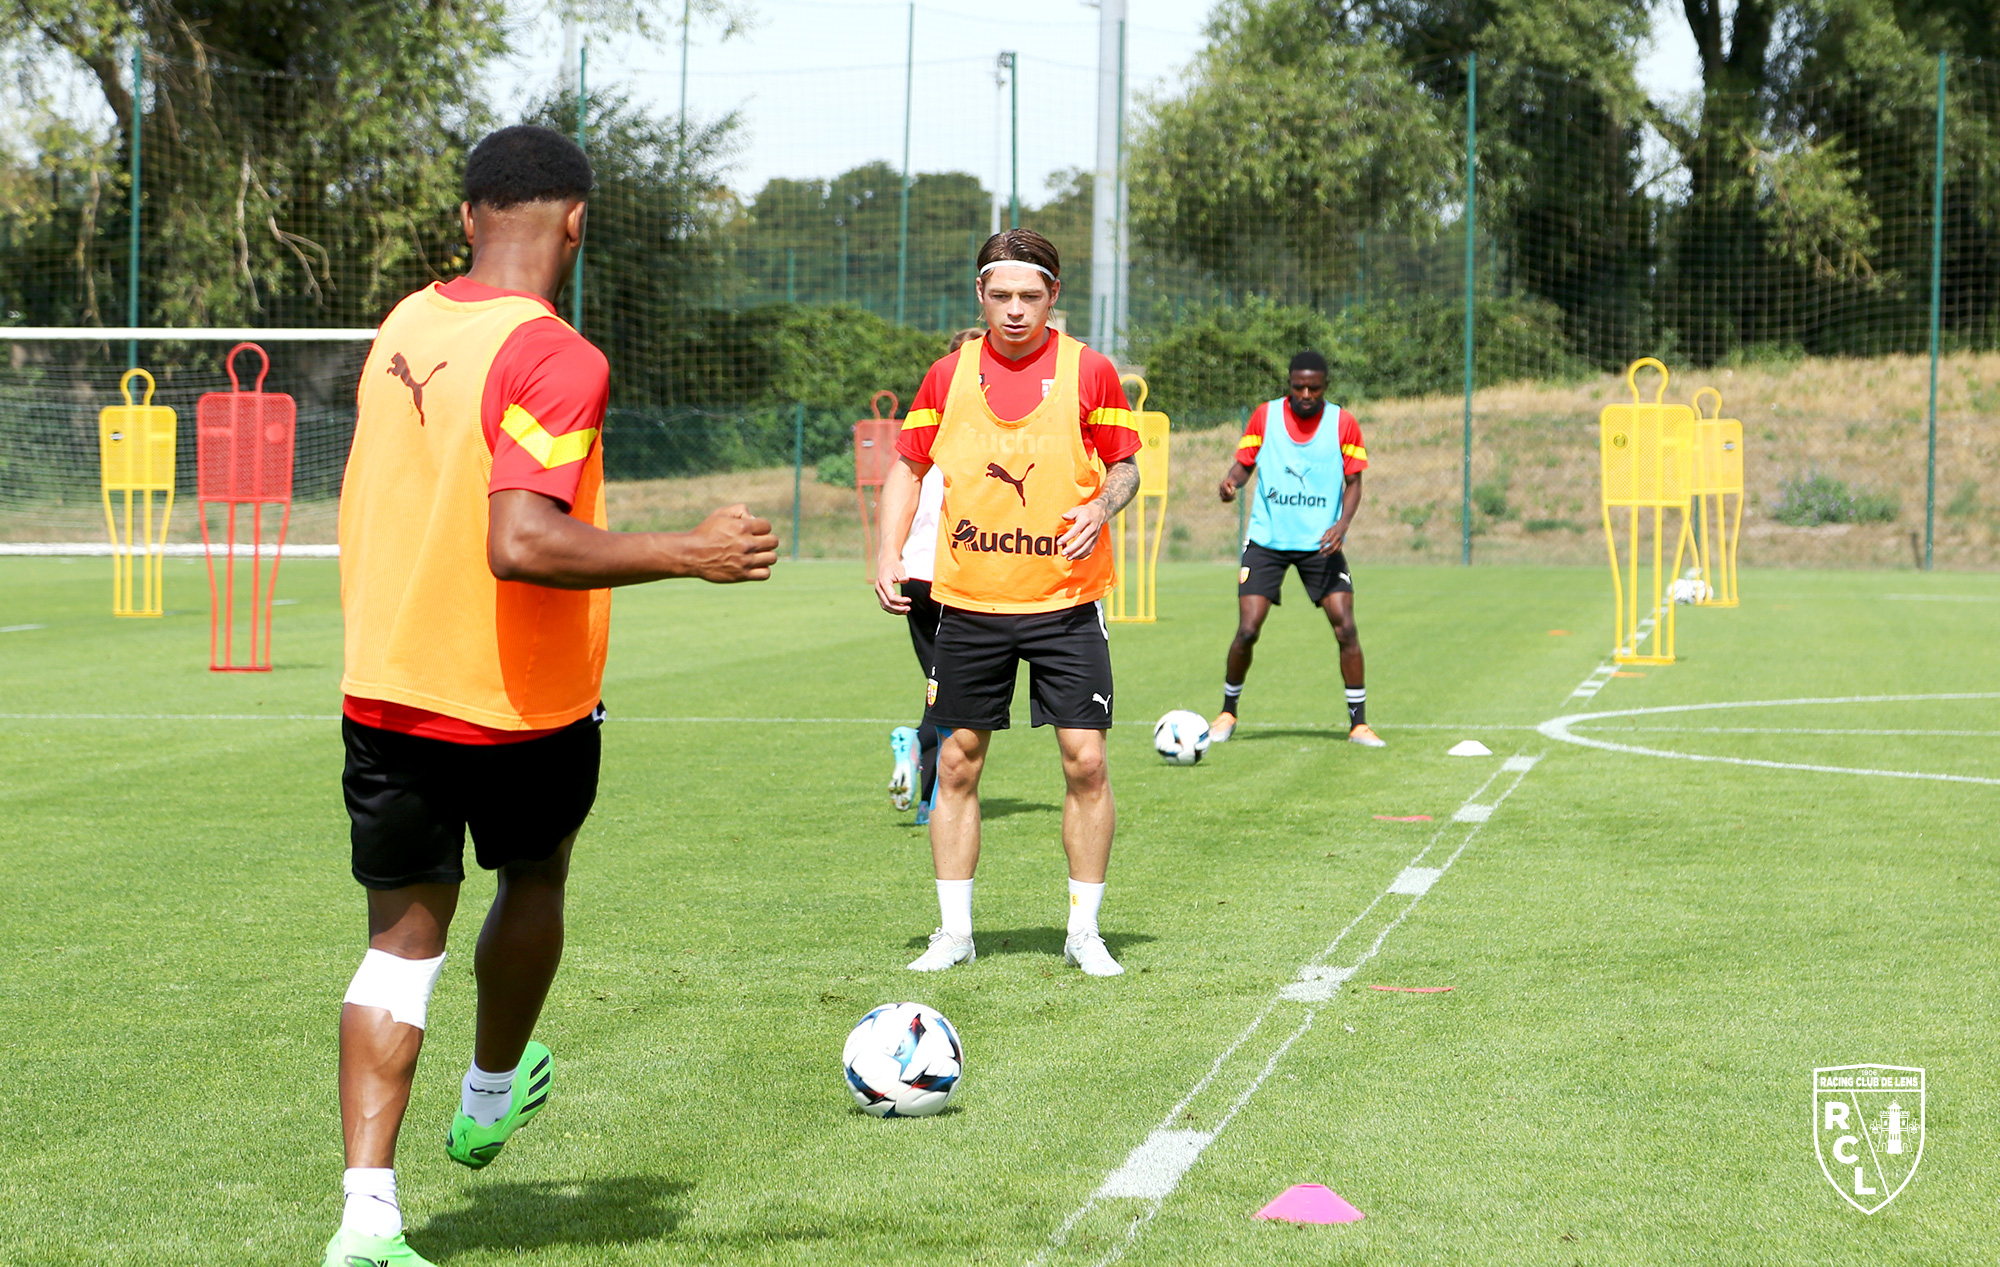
[{"left": 1212, "top": 351, "right": 1382, "bottom": 747}]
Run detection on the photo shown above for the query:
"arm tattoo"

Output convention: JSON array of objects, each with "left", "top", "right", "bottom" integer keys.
[{"left": 1097, "top": 458, "right": 1141, "bottom": 516}]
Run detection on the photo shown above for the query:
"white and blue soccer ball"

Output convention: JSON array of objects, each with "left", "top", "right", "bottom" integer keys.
[
  {"left": 1153, "top": 709, "right": 1210, "bottom": 765},
  {"left": 842, "top": 1002, "right": 964, "bottom": 1118}
]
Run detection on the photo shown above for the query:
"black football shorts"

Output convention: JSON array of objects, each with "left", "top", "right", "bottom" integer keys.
[
  {"left": 902, "top": 579, "right": 943, "bottom": 676},
  {"left": 1239, "top": 541, "right": 1354, "bottom": 606},
  {"left": 343, "top": 708, "right": 602, "bottom": 890},
  {"left": 925, "top": 601, "right": 1115, "bottom": 731}
]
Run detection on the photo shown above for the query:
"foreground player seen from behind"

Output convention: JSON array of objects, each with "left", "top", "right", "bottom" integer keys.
[
  {"left": 874, "top": 230, "right": 1142, "bottom": 978},
  {"left": 328, "top": 125, "right": 778, "bottom": 1267},
  {"left": 1212, "top": 351, "right": 1380, "bottom": 747}
]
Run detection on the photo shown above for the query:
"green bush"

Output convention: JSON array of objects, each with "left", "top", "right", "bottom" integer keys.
[
  {"left": 1472, "top": 478, "right": 1513, "bottom": 521},
  {"left": 815, "top": 448, "right": 857, "bottom": 487},
  {"left": 1127, "top": 294, "right": 1590, "bottom": 425},
  {"left": 603, "top": 303, "right": 945, "bottom": 480},
  {"left": 1770, "top": 473, "right": 1900, "bottom": 526}
]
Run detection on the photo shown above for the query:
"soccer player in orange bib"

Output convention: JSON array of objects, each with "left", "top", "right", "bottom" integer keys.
[
  {"left": 326, "top": 126, "right": 778, "bottom": 1267},
  {"left": 874, "top": 230, "right": 1142, "bottom": 977},
  {"left": 1210, "top": 351, "right": 1381, "bottom": 747}
]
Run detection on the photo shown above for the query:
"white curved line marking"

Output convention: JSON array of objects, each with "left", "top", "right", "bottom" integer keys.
[{"left": 1538, "top": 693, "right": 2000, "bottom": 786}]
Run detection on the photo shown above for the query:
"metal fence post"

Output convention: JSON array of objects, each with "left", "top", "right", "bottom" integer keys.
[
  {"left": 1460, "top": 52, "right": 1477, "bottom": 566},
  {"left": 792, "top": 401, "right": 805, "bottom": 561},
  {"left": 1926, "top": 51, "right": 1945, "bottom": 572}
]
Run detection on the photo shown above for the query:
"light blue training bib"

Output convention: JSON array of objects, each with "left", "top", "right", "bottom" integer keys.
[{"left": 1247, "top": 398, "right": 1345, "bottom": 551}]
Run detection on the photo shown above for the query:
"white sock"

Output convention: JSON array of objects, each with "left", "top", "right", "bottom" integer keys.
[
  {"left": 461, "top": 1061, "right": 517, "bottom": 1128},
  {"left": 341, "top": 1167, "right": 401, "bottom": 1238},
  {"left": 1068, "top": 879, "right": 1105, "bottom": 937},
  {"left": 936, "top": 878, "right": 974, "bottom": 939}
]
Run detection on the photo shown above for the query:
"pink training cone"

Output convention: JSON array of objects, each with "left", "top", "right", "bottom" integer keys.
[{"left": 1253, "top": 1184, "right": 1364, "bottom": 1224}]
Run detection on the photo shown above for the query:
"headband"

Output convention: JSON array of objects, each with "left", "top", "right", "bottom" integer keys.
[{"left": 978, "top": 260, "right": 1057, "bottom": 282}]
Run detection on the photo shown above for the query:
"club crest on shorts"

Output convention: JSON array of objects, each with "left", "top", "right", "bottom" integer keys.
[
  {"left": 1813, "top": 1065, "right": 1924, "bottom": 1213},
  {"left": 1239, "top": 566, "right": 1250, "bottom": 584},
  {"left": 926, "top": 677, "right": 938, "bottom": 707}
]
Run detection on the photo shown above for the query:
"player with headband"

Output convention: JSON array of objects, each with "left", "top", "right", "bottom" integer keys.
[{"left": 874, "top": 229, "right": 1142, "bottom": 978}]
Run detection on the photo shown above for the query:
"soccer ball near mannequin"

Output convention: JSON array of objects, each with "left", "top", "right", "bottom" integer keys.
[
  {"left": 842, "top": 1002, "right": 964, "bottom": 1118},
  {"left": 1153, "top": 710, "right": 1211, "bottom": 765}
]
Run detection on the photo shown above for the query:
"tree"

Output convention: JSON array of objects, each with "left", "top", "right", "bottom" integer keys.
[
  {"left": 735, "top": 162, "right": 992, "bottom": 326},
  {"left": 1128, "top": 0, "right": 1460, "bottom": 308},
  {"left": 0, "top": 0, "right": 509, "bottom": 327}
]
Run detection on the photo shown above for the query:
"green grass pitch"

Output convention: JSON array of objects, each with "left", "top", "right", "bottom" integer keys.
[{"left": 1, "top": 555, "right": 1995, "bottom": 1265}]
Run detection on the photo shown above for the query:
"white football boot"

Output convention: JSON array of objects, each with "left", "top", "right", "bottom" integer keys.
[
  {"left": 907, "top": 929, "right": 976, "bottom": 972},
  {"left": 1062, "top": 932, "right": 1126, "bottom": 977},
  {"left": 888, "top": 726, "right": 918, "bottom": 811},
  {"left": 1208, "top": 711, "right": 1237, "bottom": 743}
]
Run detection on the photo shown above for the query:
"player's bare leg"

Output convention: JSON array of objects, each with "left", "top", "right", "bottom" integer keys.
[
  {"left": 330, "top": 883, "right": 457, "bottom": 1263},
  {"left": 443, "top": 835, "right": 574, "bottom": 1172},
  {"left": 1214, "top": 594, "right": 1273, "bottom": 741},
  {"left": 1055, "top": 727, "right": 1112, "bottom": 883},
  {"left": 1056, "top": 726, "right": 1122, "bottom": 975},
  {"left": 1322, "top": 592, "right": 1382, "bottom": 746},
  {"left": 340, "top": 883, "right": 459, "bottom": 1170},
  {"left": 910, "top": 727, "right": 987, "bottom": 970},
  {"left": 471, "top": 834, "right": 575, "bottom": 1074}
]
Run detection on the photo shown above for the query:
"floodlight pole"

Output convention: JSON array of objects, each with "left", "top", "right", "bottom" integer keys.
[
  {"left": 1114, "top": 19, "right": 1127, "bottom": 353},
  {"left": 1090, "top": 0, "right": 1126, "bottom": 356},
  {"left": 1460, "top": 53, "right": 1477, "bottom": 567},
  {"left": 1925, "top": 51, "right": 1945, "bottom": 572},
  {"left": 678, "top": 0, "right": 692, "bottom": 164},
  {"left": 1001, "top": 51, "right": 1019, "bottom": 230},
  {"left": 896, "top": 1, "right": 913, "bottom": 325},
  {"left": 127, "top": 42, "right": 142, "bottom": 370},
  {"left": 572, "top": 42, "right": 586, "bottom": 332}
]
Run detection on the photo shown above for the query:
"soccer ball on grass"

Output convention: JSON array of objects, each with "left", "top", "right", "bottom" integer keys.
[
  {"left": 842, "top": 1002, "right": 964, "bottom": 1117},
  {"left": 1152, "top": 709, "right": 1210, "bottom": 765}
]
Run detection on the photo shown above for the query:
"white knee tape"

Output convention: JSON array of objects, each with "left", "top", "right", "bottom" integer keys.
[{"left": 343, "top": 949, "right": 448, "bottom": 1030}]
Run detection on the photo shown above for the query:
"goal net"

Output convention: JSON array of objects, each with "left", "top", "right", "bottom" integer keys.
[{"left": 0, "top": 333, "right": 370, "bottom": 549}]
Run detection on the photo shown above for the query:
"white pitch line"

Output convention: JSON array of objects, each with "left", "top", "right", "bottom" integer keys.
[
  {"left": 0, "top": 624, "right": 45, "bottom": 633},
  {"left": 1883, "top": 593, "right": 2000, "bottom": 602},
  {"left": 1583, "top": 725, "right": 2000, "bottom": 738},
  {"left": 1566, "top": 592, "right": 1680, "bottom": 702},
  {"left": 1540, "top": 694, "right": 2000, "bottom": 786},
  {"left": 1028, "top": 755, "right": 1542, "bottom": 1267},
  {"left": 0, "top": 711, "right": 1532, "bottom": 733}
]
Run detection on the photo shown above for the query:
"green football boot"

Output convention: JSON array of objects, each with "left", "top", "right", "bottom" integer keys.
[
  {"left": 321, "top": 1226, "right": 437, "bottom": 1267},
  {"left": 444, "top": 1041, "right": 552, "bottom": 1169}
]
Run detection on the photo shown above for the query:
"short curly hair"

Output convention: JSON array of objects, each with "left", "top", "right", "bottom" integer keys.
[{"left": 464, "top": 126, "right": 594, "bottom": 210}]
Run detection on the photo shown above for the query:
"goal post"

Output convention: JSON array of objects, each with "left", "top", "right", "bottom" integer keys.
[{"left": 1, "top": 329, "right": 373, "bottom": 557}]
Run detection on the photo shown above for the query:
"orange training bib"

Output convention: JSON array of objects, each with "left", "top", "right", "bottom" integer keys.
[
  {"left": 340, "top": 285, "right": 610, "bottom": 730},
  {"left": 928, "top": 333, "right": 1114, "bottom": 614}
]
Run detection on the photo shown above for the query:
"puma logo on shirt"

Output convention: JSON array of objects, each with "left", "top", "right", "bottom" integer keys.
[
  {"left": 984, "top": 461, "right": 1034, "bottom": 506},
  {"left": 386, "top": 353, "right": 447, "bottom": 425}
]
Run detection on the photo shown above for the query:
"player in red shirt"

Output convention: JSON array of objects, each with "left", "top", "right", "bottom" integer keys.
[
  {"left": 875, "top": 229, "right": 1142, "bottom": 979},
  {"left": 1210, "top": 351, "right": 1381, "bottom": 747},
  {"left": 327, "top": 127, "right": 776, "bottom": 1267}
]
